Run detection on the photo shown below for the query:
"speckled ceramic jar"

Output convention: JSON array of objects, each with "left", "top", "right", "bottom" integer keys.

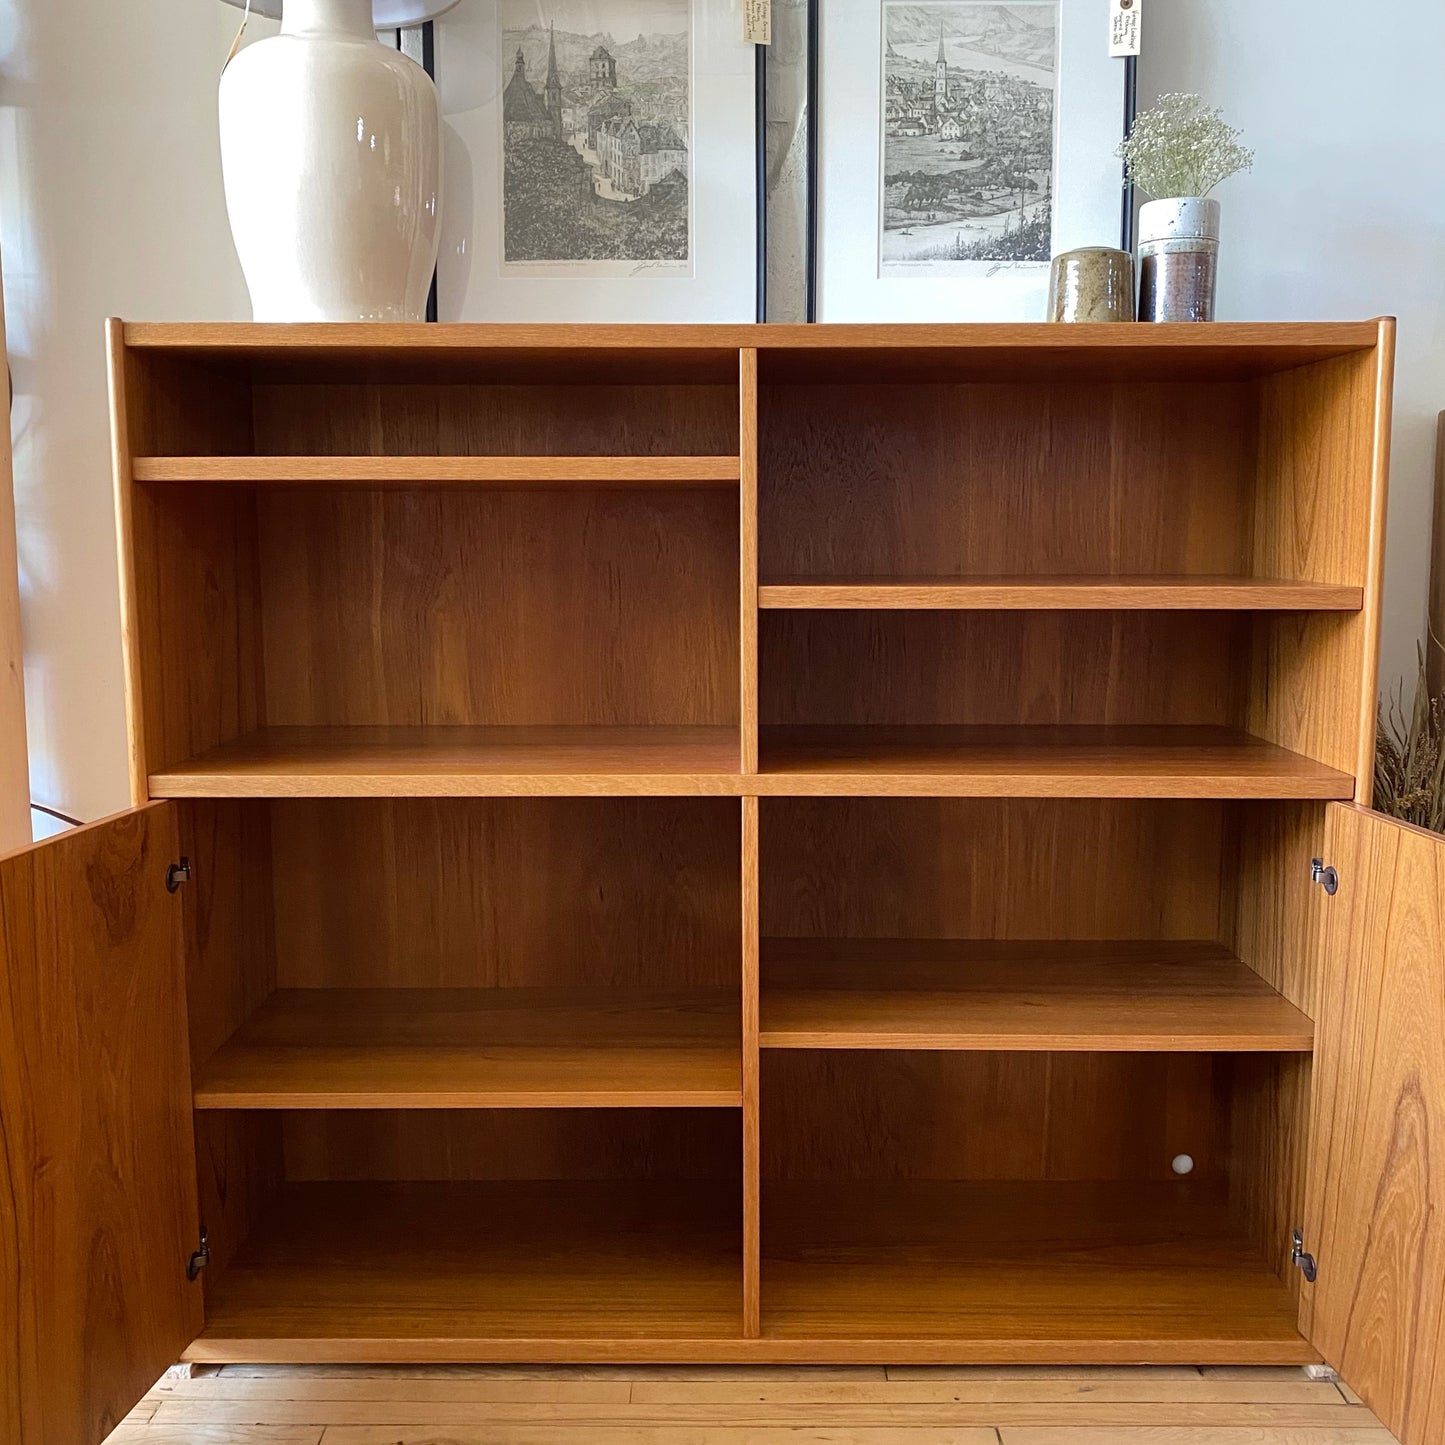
[{"left": 1047, "top": 248, "right": 1135, "bottom": 323}]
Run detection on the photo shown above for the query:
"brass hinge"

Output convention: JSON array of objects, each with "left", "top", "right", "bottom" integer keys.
[
  {"left": 187, "top": 1228, "right": 210, "bottom": 1282},
  {"left": 1310, "top": 858, "right": 1338, "bottom": 895},
  {"left": 1292, "top": 1228, "right": 1318, "bottom": 1283},
  {"left": 166, "top": 858, "right": 192, "bottom": 894}
]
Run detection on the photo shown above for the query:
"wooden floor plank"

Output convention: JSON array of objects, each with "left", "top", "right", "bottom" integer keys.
[
  {"left": 318, "top": 1431, "right": 999, "bottom": 1445},
  {"left": 1001, "top": 1433, "right": 1395, "bottom": 1445},
  {"left": 106, "top": 1427, "right": 324, "bottom": 1445},
  {"left": 147, "top": 1399, "right": 1385, "bottom": 1428}
]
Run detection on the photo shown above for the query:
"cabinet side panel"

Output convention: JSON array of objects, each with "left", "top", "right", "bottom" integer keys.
[
  {"left": 1227, "top": 1052, "right": 1312, "bottom": 1305},
  {"left": 1249, "top": 340, "right": 1391, "bottom": 786}
]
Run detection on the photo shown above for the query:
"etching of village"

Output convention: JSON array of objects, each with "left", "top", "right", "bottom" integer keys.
[
  {"left": 881, "top": 2, "right": 1057, "bottom": 272},
  {"left": 500, "top": 1, "right": 690, "bottom": 268}
]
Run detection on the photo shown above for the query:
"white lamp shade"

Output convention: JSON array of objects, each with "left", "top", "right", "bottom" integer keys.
[{"left": 220, "top": 0, "right": 459, "bottom": 26}]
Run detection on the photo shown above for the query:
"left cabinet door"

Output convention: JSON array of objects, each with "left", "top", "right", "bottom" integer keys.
[{"left": 0, "top": 804, "right": 202, "bottom": 1445}]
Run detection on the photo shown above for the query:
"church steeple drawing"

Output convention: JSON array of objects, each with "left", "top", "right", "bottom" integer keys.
[
  {"left": 543, "top": 23, "right": 564, "bottom": 135},
  {"left": 935, "top": 27, "right": 948, "bottom": 106}
]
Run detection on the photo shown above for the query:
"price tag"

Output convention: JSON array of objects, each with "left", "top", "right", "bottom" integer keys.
[
  {"left": 1109, "top": 0, "right": 1141, "bottom": 56},
  {"left": 744, "top": 0, "right": 771, "bottom": 45}
]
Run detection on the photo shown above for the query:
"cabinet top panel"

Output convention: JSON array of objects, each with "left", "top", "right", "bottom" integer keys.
[{"left": 116, "top": 319, "right": 1391, "bottom": 385}]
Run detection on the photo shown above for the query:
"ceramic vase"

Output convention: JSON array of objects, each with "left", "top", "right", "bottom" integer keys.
[
  {"left": 219, "top": 0, "right": 442, "bottom": 321},
  {"left": 1137, "top": 197, "right": 1220, "bottom": 323}
]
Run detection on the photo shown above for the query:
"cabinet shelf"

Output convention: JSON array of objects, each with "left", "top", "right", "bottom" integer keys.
[
  {"left": 132, "top": 455, "right": 742, "bottom": 487},
  {"left": 758, "top": 575, "right": 1365, "bottom": 611},
  {"left": 760, "top": 940, "right": 1314, "bottom": 1052},
  {"left": 194, "top": 988, "right": 742, "bottom": 1110},
  {"left": 762, "top": 1181, "right": 1312, "bottom": 1362},
  {"left": 147, "top": 726, "right": 744, "bottom": 798},
  {"left": 757, "top": 725, "right": 1355, "bottom": 799},
  {"left": 189, "top": 1181, "right": 744, "bottom": 1362}
]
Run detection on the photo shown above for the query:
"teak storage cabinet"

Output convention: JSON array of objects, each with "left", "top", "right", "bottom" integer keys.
[{"left": 5, "top": 320, "right": 1445, "bottom": 1445}]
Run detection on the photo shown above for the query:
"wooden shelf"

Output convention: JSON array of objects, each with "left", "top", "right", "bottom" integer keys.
[
  {"left": 132, "top": 455, "right": 741, "bottom": 487},
  {"left": 762, "top": 1181, "right": 1313, "bottom": 1362},
  {"left": 760, "top": 940, "right": 1314, "bottom": 1052},
  {"left": 756, "top": 726, "right": 1356, "bottom": 799},
  {"left": 147, "top": 726, "right": 743, "bottom": 798},
  {"left": 758, "top": 576, "right": 1364, "bottom": 611},
  {"left": 189, "top": 1181, "right": 743, "bottom": 1361},
  {"left": 194, "top": 988, "right": 742, "bottom": 1110}
]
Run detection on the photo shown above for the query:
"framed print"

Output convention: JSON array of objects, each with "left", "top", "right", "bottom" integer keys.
[
  {"left": 435, "top": 0, "right": 760, "bottom": 321},
  {"left": 817, "top": 0, "right": 1130, "bottom": 321}
]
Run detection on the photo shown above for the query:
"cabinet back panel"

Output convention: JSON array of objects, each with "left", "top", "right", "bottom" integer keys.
[
  {"left": 251, "top": 383, "right": 740, "bottom": 457},
  {"left": 281, "top": 1109, "right": 742, "bottom": 1181},
  {"left": 761, "top": 1051, "right": 1226, "bottom": 1183},
  {"left": 269, "top": 798, "right": 741, "bottom": 990},
  {"left": 762, "top": 798, "right": 1225, "bottom": 941},
  {"left": 256, "top": 488, "right": 739, "bottom": 727},
  {"left": 761, "top": 611, "right": 1249, "bottom": 727},
  {"left": 759, "top": 382, "right": 1257, "bottom": 578}
]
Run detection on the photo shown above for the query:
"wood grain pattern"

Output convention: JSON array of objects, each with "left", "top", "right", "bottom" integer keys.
[
  {"left": 279, "top": 1108, "right": 741, "bottom": 1185},
  {"left": 761, "top": 798, "right": 1228, "bottom": 943},
  {"left": 742, "top": 798, "right": 761, "bottom": 1338},
  {"left": 265, "top": 797, "right": 741, "bottom": 991},
  {"left": 192, "top": 988, "right": 742, "bottom": 1109},
  {"left": 740, "top": 351, "right": 760, "bottom": 774},
  {"left": 254, "top": 487, "right": 737, "bottom": 728},
  {"left": 192, "top": 1182, "right": 743, "bottom": 1356},
  {"left": 148, "top": 726, "right": 744, "bottom": 797},
  {"left": 762, "top": 1182, "right": 1310, "bottom": 1360},
  {"left": 0, "top": 281, "right": 26, "bottom": 851},
  {"left": 761, "top": 1051, "right": 1225, "bottom": 1184},
  {"left": 0, "top": 806, "right": 201, "bottom": 1444},
  {"left": 759, "top": 381, "right": 1258, "bottom": 581},
  {"left": 1303, "top": 804, "right": 1445, "bottom": 1445},
  {"left": 761, "top": 610, "right": 1252, "bottom": 727},
  {"left": 758, "top": 577, "right": 1365, "bottom": 610},
  {"left": 759, "top": 939, "right": 1313, "bottom": 1051},
  {"left": 757, "top": 726, "right": 1355, "bottom": 799},
  {"left": 121, "top": 319, "right": 1382, "bottom": 378},
  {"left": 133, "top": 456, "right": 740, "bottom": 485},
  {"left": 249, "top": 382, "right": 739, "bottom": 457}
]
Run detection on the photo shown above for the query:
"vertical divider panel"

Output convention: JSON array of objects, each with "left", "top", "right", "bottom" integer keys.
[
  {"left": 740, "top": 349, "right": 760, "bottom": 774},
  {"left": 742, "top": 795, "right": 762, "bottom": 1336}
]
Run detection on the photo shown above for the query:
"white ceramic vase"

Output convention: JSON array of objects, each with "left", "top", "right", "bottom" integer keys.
[
  {"left": 219, "top": 0, "right": 442, "bottom": 322},
  {"left": 1136, "top": 197, "right": 1221, "bottom": 323}
]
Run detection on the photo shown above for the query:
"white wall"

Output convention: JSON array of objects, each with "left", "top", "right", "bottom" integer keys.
[
  {"left": 2, "top": 0, "right": 1440, "bottom": 823},
  {"left": 0, "top": 0, "right": 272, "bottom": 824},
  {"left": 1138, "top": 0, "right": 1445, "bottom": 700}
]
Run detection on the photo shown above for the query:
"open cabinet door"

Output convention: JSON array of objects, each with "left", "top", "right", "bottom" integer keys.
[
  {"left": 1303, "top": 803, "right": 1445, "bottom": 1445},
  {"left": 0, "top": 805, "right": 201, "bottom": 1445}
]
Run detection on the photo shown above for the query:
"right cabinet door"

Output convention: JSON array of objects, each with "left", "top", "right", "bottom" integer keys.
[{"left": 1303, "top": 802, "right": 1445, "bottom": 1445}]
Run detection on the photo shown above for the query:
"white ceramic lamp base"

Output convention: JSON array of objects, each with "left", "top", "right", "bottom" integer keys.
[{"left": 219, "top": 0, "right": 442, "bottom": 322}]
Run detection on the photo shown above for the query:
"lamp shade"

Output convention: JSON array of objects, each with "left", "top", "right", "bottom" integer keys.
[{"left": 220, "top": 0, "right": 459, "bottom": 26}]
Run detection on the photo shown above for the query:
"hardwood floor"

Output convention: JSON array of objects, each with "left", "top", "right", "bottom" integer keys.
[{"left": 108, "top": 1364, "right": 1399, "bottom": 1443}]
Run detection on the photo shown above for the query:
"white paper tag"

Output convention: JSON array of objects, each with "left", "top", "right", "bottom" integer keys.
[
  {"left": 744, "top": 0, "right": 771, "bottom": 45},
  {"left": 1109, "top": 0, "right": 1141, "bottom": 56}
]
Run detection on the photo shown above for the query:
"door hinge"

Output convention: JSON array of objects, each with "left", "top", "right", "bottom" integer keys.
[
  {"left": 1310, "top": 858, "right": 1338, "bottom": 895},
  {"left": 166, "top": 857, "right": 192, "bottom": 893},
  {"left": 187, "top": 1228, "right": 209, "bottom": 1281},
  {"left": 1292, "top": 1228, "right": 1318, "bottom": 1283}
]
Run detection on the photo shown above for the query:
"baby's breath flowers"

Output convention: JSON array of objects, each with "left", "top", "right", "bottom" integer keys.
[{"left": 1118, "top": 93, "right": 1254, "bottom": 200}]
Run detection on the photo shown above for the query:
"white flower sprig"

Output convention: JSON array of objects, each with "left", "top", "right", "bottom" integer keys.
[{"left": 1118, "top": 93, "right": 1254, "bottom": 200}]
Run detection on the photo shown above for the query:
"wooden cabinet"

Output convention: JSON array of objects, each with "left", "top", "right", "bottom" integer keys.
[{"left": 4, "top": 319, "right": 1443, "bottom": 1445}]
